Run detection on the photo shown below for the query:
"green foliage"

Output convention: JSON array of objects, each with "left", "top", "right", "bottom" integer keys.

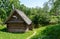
[
  {"left": 49, "top": 0, "right": 60, "bottom": 16},
  {"left": 58, "top": 16, "right": 60, "bottom": 23},
  {"left": 0, "top": 0, "right": 59, "bottom": 26},
  {"left": 31, "top": 24, "right": 60, "bottom": 39},
  {"left": 39, "top": 13, "right": 50, "bottom": 25},
  {"left": 31, "top": 7, "right": 50, "bottom": 26},
  {"left": 49, "top": 16, "right": 58, "bottom": 24},
  {"left": 32, "top": 14, "right": 40, "bottom": 28},
  {"left": 0, "top": 0, "right": 20, "bottom": 21}
]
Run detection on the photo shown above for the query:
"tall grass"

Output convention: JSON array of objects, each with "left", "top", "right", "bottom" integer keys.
[{"left": 31, "top": 24, "right": 60, "bottom": 39}]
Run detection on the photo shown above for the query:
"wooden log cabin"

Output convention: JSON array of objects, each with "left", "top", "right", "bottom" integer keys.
[{"left": 5, "top": 9, "right": 33, "bottom": 32}]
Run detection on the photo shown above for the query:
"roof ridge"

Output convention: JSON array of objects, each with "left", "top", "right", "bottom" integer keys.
[{"left": 5, "top": 9, "right": 32, "bottom": 25}]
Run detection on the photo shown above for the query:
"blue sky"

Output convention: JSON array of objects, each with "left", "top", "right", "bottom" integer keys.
[{"left": 20, "top": 0, "right": 48, "bottom": 8}]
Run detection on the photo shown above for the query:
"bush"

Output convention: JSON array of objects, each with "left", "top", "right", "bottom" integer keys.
[
  {"left": 49, "top": 16, "right": 58, "bottom": 24},
  {"left": 31, "top": 24, "right": 60, "bottom": 39},
  {"left": 32, "top": 15, "right": 40, "bottom": 28},
  {"left": 58, "top": 16, "right": 60, "bottom": 23},
  {"left": 39, "top": 16, "right": 50, "bottom": 25},
  {"left": 32, "top": 13, "right": 50, "bottom": 26}
]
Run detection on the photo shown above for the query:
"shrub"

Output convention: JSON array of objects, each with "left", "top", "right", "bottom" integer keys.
[
  {"left": 32, "top": 15, "right": 40, "bottom": 28},
  {"left": 49, "top": 16, "right": 58, "bottom": 24},
  {"left": 39, "top": 16, "right": 50, "bottom": 25},
  {"left": 58, "top": 16, "right": 60, "bottom": 23}
]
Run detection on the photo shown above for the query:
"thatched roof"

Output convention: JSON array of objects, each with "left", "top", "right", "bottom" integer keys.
[{"left": 5, "top": 9, "right": 32, "bottom": 25}]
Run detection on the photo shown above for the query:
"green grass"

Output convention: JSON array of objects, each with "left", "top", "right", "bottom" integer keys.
[
  {"left": 31, "top": 24, "right": 60, "bottom": 39},
  {"left": 0, "top": 25, "right": 34, "bottom": 39}
]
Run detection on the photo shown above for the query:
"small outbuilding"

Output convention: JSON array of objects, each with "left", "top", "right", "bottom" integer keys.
[{"left": 5, "top": 9, "right": 33, "bottom": 32}]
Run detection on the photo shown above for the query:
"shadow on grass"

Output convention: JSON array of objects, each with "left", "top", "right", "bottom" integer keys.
[{"left": 0, "top": 28, "right": 25, "bottom": 34}]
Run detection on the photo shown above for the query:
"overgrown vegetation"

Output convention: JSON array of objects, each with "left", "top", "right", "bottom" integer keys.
[
  {"left": 1, "top": 0, "right": 60, "bottom": 26},
  {"left": 31, "top": 24, "right": 60, "bottom": 39},
  {"left": 0, "top": 0, "right": 60, "bottom": 39}
]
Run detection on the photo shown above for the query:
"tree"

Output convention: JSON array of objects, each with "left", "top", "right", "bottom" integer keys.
[
  {"left": 0, "top": 0, "right": 20, "bottom": 21},
  {"left": 32, "top": 14, "right": 40, "bottom": 28},
  {"left": 49, "top": 0, "right": 60, "bottom": 16},
  {"left": 43, "top": 2, "right": 49, "bottom": 13}
]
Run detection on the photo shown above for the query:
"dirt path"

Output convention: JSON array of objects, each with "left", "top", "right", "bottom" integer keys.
[{"left": 27, "top": 31, "right": 36, "bottom": 39}]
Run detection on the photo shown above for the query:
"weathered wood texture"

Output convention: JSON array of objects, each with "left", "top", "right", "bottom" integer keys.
[
  {"left": 5, "top": 9, "right": 32, "bottom": 32},
  {"left": 7, "top": 23, "right": 29, "bottom": 32}
]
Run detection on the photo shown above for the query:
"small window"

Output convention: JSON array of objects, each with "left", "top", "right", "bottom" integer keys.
[{"left": 12, "top": 15, "right": 17, "bottom": 19}]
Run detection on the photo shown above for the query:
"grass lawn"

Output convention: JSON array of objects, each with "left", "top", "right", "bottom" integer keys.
[
  {"left": 0, "top": 25, "right": 34, "bottom": 39},
  {"left": 31, "top": 24, "right": 60, "bottom": 39}
]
